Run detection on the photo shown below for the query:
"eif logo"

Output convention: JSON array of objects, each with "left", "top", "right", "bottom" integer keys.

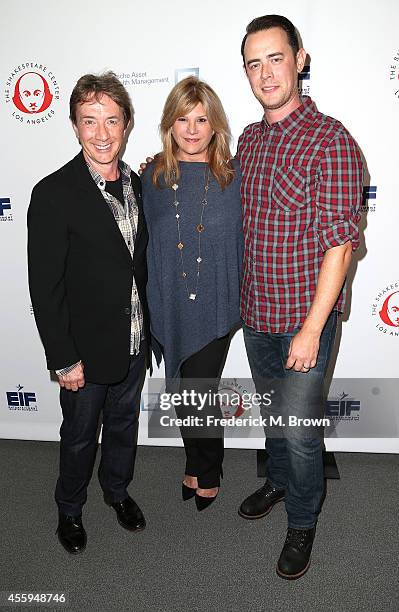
[
  {"left": 299, "top": 65, "right": 310, "bottom": 80},
  {"left": 361, "top": 186, "right": 377, "bottom": 213},
  {"left": 363, "top": 186, "right": 377, "bottom": 202},
  {"left": 6, "top": 385, "right": 38, "bottom": 412},
  {"left": 298, "top": 65, "right": 310, "bottom": 95},
  {"left": 326, "top": 392, "right": 360, "bottom": 421},
  {"left": 0, "top": 197, "right": 12, "bottom": 222}
]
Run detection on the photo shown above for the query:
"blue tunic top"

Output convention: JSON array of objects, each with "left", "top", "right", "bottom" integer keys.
[{"left": 142, "top": 160, "right": 243, "bottom": 378}]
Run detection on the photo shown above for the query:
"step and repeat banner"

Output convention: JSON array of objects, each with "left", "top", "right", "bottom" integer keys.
[{"left": 1, "top": 0, "right": 398, "bottom": 452}]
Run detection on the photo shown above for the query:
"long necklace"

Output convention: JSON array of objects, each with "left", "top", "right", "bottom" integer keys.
[{"left": 171, "top": 167, "right": 210, "bottom": 301}]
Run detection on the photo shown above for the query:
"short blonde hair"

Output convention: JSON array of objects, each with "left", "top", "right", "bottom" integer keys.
[{"left": 152, "top": 77, "right": 234, "bottom": 189}]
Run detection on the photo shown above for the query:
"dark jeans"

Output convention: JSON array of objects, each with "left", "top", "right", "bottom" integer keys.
[
  {"left": 55, "top": 350, "right": 146, "bottom": 516},
  {"left": 177, "top": 335, "right": 230, "bottom": 488},
  {"left": 243, "top": 311, "right": 338, "bottom": 529}
]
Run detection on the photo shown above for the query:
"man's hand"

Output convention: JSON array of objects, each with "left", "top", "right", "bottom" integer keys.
[
  {"left": 138, "top": 156, "right": 154, "bottom": 176},
  {"left": 285, "top": 242, "right": 353, "bottom": 373},
  {"left": 57, "top": 363, "right": 85, "bottom": 391},
  {"left": 285, "top": 329, "right": 320, "bottom": 372}
]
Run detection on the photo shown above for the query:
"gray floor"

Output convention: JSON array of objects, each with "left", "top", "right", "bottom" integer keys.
[{"left": 0, "top": 440, "right": 398, "bottom": 612}]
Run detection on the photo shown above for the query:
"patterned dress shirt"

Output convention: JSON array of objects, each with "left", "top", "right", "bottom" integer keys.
[{"left": 237, "top": 96, "right": 363, "bottom": 334}]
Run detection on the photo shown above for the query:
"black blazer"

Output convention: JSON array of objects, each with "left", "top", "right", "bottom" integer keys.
[{"left": 27, "top": 151, "right": 151, "bottom": 384}]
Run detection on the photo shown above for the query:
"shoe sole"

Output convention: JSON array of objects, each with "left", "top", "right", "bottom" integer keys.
[
  {"left": 276, "top": 559, "right": 311, "bottom": 580},
  {"left": 238, "top": 496, "right": 285, "bottom": 520},
  {"left": 56, "top": 530, "right": 86, "bottom": 555}
]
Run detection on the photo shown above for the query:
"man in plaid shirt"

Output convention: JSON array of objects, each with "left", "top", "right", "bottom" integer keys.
[{"left": 237, "top": 15, "right": 363, "bottom": 579}]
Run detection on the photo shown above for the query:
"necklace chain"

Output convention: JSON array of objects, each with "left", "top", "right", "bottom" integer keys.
[{"left": 171, "top": 167, "right": 210, "bottom": 301}]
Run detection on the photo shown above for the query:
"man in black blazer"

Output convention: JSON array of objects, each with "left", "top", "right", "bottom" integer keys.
[{"left": 27, "top": 72, "right": 151, "bottom": 555}]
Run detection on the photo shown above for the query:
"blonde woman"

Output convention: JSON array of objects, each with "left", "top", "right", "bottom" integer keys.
[{"left": 142, "top": 77, "right": 243, "bottom": 510}]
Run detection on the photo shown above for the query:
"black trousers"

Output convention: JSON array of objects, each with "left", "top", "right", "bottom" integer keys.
[
  {"left": 177, "top": 335, "right": 230, "bottom": 488},
  {"left": 55, "top": 350, "right": 146, "bottom": 516}
]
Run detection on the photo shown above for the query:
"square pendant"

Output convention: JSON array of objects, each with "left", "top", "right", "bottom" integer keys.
[
  {"left": 172, "top": 184, "right": 178, "bottom": 191},
  {"left": 189, "top": 293, "right": 197, "bottom": 300}
]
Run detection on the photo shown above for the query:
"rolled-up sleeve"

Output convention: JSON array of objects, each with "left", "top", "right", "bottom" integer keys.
[{"left": 316, "top": 129, "right": 363, "bottom": 253}]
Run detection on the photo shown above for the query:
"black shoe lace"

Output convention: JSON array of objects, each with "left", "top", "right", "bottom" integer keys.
[
  {"left": 286, "top": 528, "right": 307, "bottom": 549},
  {"left": 259, "top": 482, "right": 274, "bottom": 495}
]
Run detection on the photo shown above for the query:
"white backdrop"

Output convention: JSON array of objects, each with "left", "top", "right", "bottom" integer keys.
[{"left": 1, "top": 0, "right": 398, "bottom": 452}]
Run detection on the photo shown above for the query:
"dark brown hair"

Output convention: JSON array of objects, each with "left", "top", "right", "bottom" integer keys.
[
  {"left": 241, "top": 15, "right": 300, "bottom": 64},
  {"left": 69, "top": 71, "right": 132, "bottom": 128}
]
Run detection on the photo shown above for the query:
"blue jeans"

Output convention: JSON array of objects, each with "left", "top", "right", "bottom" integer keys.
[{"left": 243, "top": 311, "right": 338, "bottom": 529}]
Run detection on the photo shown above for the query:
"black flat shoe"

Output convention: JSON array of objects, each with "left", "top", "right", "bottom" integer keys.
[
  {"left": 195, "top": 491, "right": 218, "bottom": 511},
  {"left": 107, "top": 496, "right": 146, "bottom": 532},
  {"left": 182, "top": 483, "right": 197, "bottom": 501},
  {"left": 57, "top": 513, "right": 87, "bottom": 555}
]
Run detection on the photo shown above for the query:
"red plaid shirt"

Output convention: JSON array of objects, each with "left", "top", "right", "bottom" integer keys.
[{"left": 237, "top": 96, "right": 363, "bottom": 333}]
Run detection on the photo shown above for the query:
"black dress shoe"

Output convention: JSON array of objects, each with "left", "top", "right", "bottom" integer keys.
[
  {"left": 108, "top": 496, "right": 146, "bottom": 532},
  {"left": 238, "top": 481, "right": 285, "bottom": 519},
  {"left": 195, "top": 491, "right": 218, "bottom": 511},
  {"left": 57, "top": 513, "right": 87, "bottom": 555},
  {"left": 276, "top": 527, "right": 316, "bottom": 580},
  {"left": 182, "top": 483, "right": 197, "bottom": 501}
]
